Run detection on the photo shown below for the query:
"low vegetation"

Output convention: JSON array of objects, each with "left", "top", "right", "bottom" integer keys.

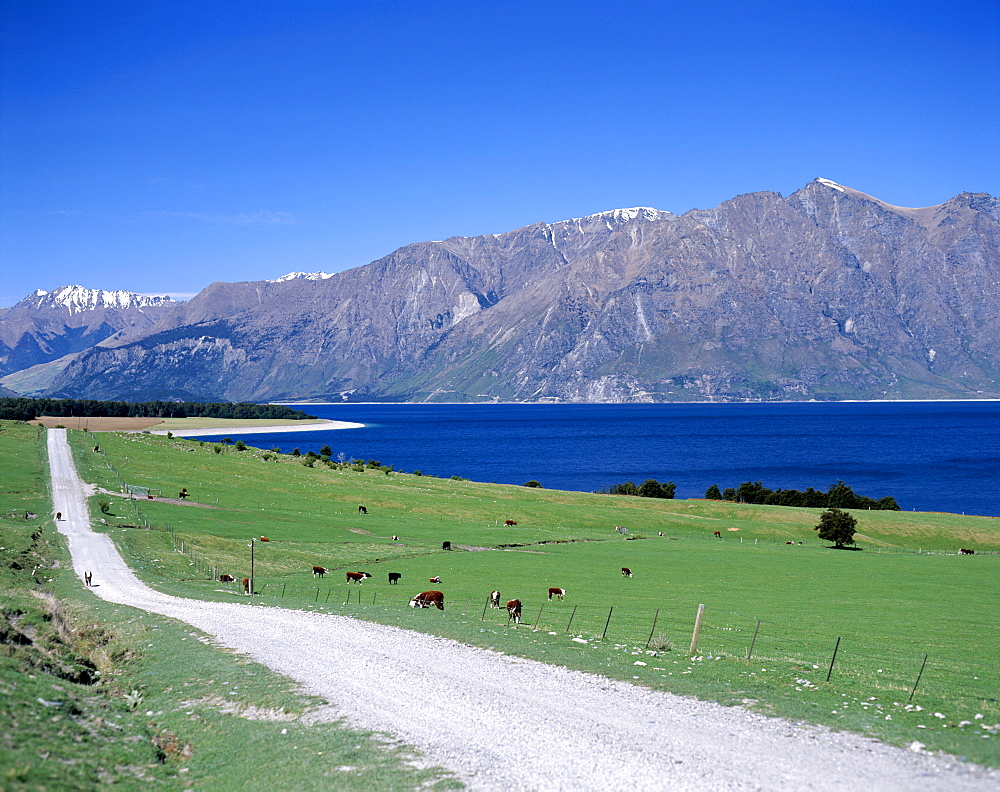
[
  {"left": 0, "top": 421, "right": 458, "bottom": 791},
  {"left": 2, "top": 418, "right": 998, "bottom": 786}
]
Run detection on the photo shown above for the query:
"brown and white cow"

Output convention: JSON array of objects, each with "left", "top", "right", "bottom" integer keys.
[
  {"left": 388, "top": 572, "right": 402, "bottom": 585},
  {"left": 960, "top": 548, "right": 975, "bottom": 555},
  {"left": 410, "top": 591, "right": 445, "bottom": 610},
  {"left": 621, "top": 567, "right": 633, "bottom": 578},
  {"left": 547, "top": 587, "right": 565, "bottom": 601},
  {"left": 429, "top": 576, "right": 442, "bottom": 584},
  {"left": 489, "top": 590, "right": 501, "bottom": 608},
  {"left": 242, "top": 577, "right": 251, "bottom": 595},
  {"left": 346, "top": 571, "right": 372, "bottom": 584},
  {"left": 504, "top": 519, "right": 517, "bottom": 526},
  {"left": 506, "top": 599, "right": 522, "bottom": 624},
  {"left": 713, "top": 531, "right": 722, "bottom": 538},
  {"left": 219, "top": 574, "right": 236, "bottom": 583},
  {"left": 313, "top": 566, "right": 328, "bottom": 578}
]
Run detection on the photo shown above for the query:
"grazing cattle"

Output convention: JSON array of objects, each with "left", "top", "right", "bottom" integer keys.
[
  {"left": 489, "top": 590, "right": 501, "bottom": 608},
  {"left": 429, "top": 576, "right": 442, "bottom": 584},
  {"left": 55, "top": 512, "right": 62, "bottom": 521},
  {"left": 621, "top": 567, "right": 633, "bottom": 578},
  {"left": 786, "top": 541, "right": 794, "bottom": 545},
  {"left": 259, "top": 536, "right": 270, "bottom": 542},
  {"left": 713, "top": 531, "right": 722, "bottom": 538},
  {"left": 410, "top": 591, "right": 445, "bottom": 610},
  {"left": 312, "top": 566, "right": 328, "bottom": 578},
  {"left": 504, "top": 519, "right": 517, "bottom": 526},
  {"left": 358, "top": 505, "right": 368, "bottom": 514},
  {"left": 84, "top": 570, "right": 92, "bottom": 587},
  {"left": 346, "top": 571, "right": 372, "bottom": 584},
  {"left": 388, "top": 572, "right": 402, "bottom": 585},
  {"left": 93, "top": 445, "right": 100, "bottom": 452},
  {"left": 179, "top": 488, "right": 188, "bottom": 499},
  {"left": 960, "top": 548, "right": 975, "bottom": 555},
  {"left": 442, "top": 541, "right": 452, "bottom": 550},
  {"left": 506, "top": 599, "right": 522, "bottom": 624},
  {"left": 219, "top": 574, "right": 236, "bottom": 583},
  {"left": 547, "top": 587, "right": 565, "bottom": 601},
  {"left": 392, "top": 535, "right": 399, "bottom": 541},
  {"left": 242, "top": 577, "right": 251, "bottom": 595},
  {"left": 658, "top": 532, "right": 664, "bottom": 536}
]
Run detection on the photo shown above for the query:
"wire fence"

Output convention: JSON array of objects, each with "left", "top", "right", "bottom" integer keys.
[{"left": 85, "top": 442, "right": 997, "bottom": 710}]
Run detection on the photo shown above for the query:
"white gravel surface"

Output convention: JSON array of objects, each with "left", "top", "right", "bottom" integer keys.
[{"left": 47, "top": 429, "right": 996, "bottom": 791}]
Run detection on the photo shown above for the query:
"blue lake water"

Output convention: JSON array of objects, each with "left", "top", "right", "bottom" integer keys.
[{"left": 198, "top": 401, "right": 1000, "bottom": 518}]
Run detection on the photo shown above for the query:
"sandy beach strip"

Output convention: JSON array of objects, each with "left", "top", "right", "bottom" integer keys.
[{"left": 147, "top": 419, "right": 364, "bottom": 437}]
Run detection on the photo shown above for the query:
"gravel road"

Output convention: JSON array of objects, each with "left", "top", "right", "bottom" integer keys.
[{"left": 47, "top": 429, "right": 996, "bottom": 790}]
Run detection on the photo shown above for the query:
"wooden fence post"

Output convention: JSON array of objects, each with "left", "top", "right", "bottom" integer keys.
[
  {"left": 534, "top": 604, "right": 544, "bottom": 630},
  {"left": 909, "top": 654, "right": 929, "bottom": 702},
  {"left": 644, "top": 609, "right": 660, "bottom": 650},
  {"left": 689, "top": 604, "right": 705, "bottom": 654},
  {"left": 601, "top": 607, "right": 614, "bottom": 641},
  {"left": 564, "top": 605, "right": 577, "bottom": 634},
  {"left": 747, "top": 618, "right": 761, "bottom": 661},
  {"left": 826, "top": 637, "right": 842, "bottom": 682}
]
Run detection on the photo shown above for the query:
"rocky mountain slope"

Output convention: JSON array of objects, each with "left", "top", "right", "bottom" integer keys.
[
  {"left": 13, "top": 179, "right": 1000, "bottom": 402},
  {"left": 0, "top": 287, "right": 177, "bottom": 388}
]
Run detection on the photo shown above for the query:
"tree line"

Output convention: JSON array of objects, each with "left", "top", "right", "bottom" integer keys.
[
  {"left": 0, "top": 397, "right": 317, "bottom": 422},
  {"left": 705, "top": 479, "right": 900, "bottom": 510}
]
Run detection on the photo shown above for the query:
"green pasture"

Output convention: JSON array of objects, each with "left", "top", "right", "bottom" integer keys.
[
  {"left": 63, "top": 427, "right": 1000, "bottom": 767},
  {"left": 0, "top": 422, "right": 459, "bottom": 791}
]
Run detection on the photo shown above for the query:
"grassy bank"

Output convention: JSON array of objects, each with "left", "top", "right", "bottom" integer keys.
[
  {"left": 0, "top": 421, "right": 459, "bottom": 790},
  {"left": 62, "top": 426, "right": 999, "bottom": 768}
]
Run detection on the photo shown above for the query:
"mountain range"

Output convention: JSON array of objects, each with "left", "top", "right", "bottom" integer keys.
[{"left": 2, "top": 178, "right": 997, "bottom": 403}]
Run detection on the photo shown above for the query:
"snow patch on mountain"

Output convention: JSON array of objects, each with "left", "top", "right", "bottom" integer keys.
[
  {"left": 269, "top": 271, "right": 334, "bottom": 283},
  {"left": 20, "top": 286, "right": 175, "bottom": 315}
]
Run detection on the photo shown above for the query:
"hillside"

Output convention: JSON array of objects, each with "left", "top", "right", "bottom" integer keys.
[{"left": 8, "top": 179, "right": 999, "bottom": 403}]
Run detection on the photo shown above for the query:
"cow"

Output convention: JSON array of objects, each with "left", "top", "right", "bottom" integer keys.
[
  {"left": 713, "top": 531, "right": 722, "bottom": 538},
  {"left": 489, "top": 590, "right": 501, "bottom": 608},
  {"left": 506, "top": 599, "right": 522, "bottom": 624},
  {"left": 786, "top": 541, "right": 794, "bottom": 545},
  {"left": 391, "top": 535, "right": 399, "bottom": 542},
  {"left": 179, "top": 488, "right": 188, "bottom": 499},
  {"left": 621, "top": 567, "right": 633, "bottom": 578},
  {"left": 388, "top": 572, "right": 402, "bottom": 585},
  {"left": 442, "top": 541, "right": 452, "bottom": 550},
  {"left": 84, "top": 570, "right": 92, "bottom": 587},
  {"left": 219, "top": 574, "right": 236, "bottom": 583},
  {"left": 504, "top": 519, "right": 517, "bottom": 526},
  {"left": 55, "top": 512, "right": 62, "bottom": 521},
  {"left": 410, "top": 591, "right": 445, "bottom": 610},
  {"left": 346, "top": 571, "right": 372, "bottom": 584},
  {"left": 312, "top": 566, "right": 328, "bottom": 578},
  {"left": 429, "top": 576, "right": 442, "bottom": 584},
  {"left": 242, "top": 577, "right": 251, "bottom": 595},
  {"left": 960, "top": 548, "right": 975, "bottom": 555},
  {"left": 547, "top": 587, "right": 565, "bottom": 601},
  {"left": 93, "top": 445, "right": 100, "bottom": 452},
  {"left": 358, "top": 505, "right": 368, "bottom": 515},
  {"left": 259, "top": 537, "right": 270, "bottom": 542},
  {"left": 658, "top": 532, "right": 664, "bottom": 536}
]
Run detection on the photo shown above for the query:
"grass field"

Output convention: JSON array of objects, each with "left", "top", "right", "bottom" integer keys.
[
  {"left": 59, "top": 426, "right": 1000, "bottom": 769},
  {"left": 3, "top": 419, "right": 997, "bottom": 785},
  {"left": 0, "top": 421, "right": 460, "bottom": 791}
]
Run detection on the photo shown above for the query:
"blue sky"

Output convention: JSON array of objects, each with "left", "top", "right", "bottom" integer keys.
[{"left": 2, "top": 0, "right": 998, "bottom": 307}]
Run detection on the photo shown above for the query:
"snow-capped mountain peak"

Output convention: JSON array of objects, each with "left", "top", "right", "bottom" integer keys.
[
  {"left": 19, "top": 285, "right": 175, "bottom": 315},
  {"left": 269, "top": 271, "right": 334, "bottom": 283}
]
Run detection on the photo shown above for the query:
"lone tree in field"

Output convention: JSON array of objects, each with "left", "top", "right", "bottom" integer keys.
[{"left": 814, "top": 507, "right": 858, "bottom": 549}]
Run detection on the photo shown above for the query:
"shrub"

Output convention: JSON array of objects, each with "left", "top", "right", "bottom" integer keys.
[{"left": 524, "top": 480, "right": 542, "bottom": 488}]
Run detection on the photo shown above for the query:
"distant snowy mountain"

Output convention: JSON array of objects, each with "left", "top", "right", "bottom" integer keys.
[
  {"left": 268, "top": 271, "right": 333, "bottom": 283},
  {"left": 18, "top": 285, "right": 176, "bottom": 315},
  {"left": 0, "top": 286, "right": 178, "bottom": 388}
]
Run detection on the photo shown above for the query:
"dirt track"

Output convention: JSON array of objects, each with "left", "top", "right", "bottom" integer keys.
[{"left": 47, "top": 429, "right": 997, "bottom": 790}]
